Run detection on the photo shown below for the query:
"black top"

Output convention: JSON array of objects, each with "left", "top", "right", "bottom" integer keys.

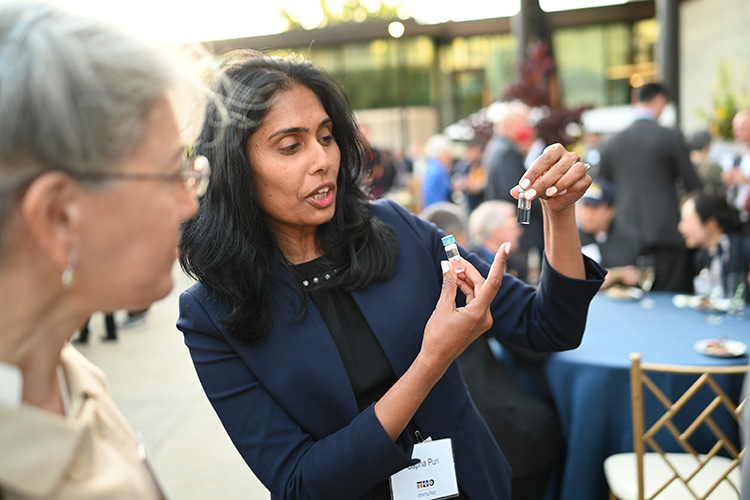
[
  {"left": 293, "top": 257, "right": 470, "bottom": 500},
  {"left": 294, "top": 257, "right": 396, "bottom": 500},
  {"left": 293, "top": 257, "right": 396, "bottom": 412}
]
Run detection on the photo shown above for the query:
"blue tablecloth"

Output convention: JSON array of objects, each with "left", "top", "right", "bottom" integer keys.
[{"left": 546, "top": 291, "right": 750, "bottom": 500}]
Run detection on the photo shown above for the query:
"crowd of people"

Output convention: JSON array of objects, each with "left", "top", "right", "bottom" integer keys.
[
  {"left": 384, "top": 84, "right": 750, "bottom": 500},
  {"left": 1, "top": 2, "right": 749, "bottom": 500},
  {"left": 388, "top": 82, "right": 750, "bottom": 306}
]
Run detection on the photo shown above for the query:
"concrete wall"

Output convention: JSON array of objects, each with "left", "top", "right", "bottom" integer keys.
[
  {"left": 680, "top": 0, "right": 750, "bottom": 135},
  {"left": 355, "top": 106, "right": 439, "bottom": 156}
]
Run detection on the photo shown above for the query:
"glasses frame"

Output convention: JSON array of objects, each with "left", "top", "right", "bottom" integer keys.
[{"left": 68, "top": 155, "right": 211, "bottom": 198}]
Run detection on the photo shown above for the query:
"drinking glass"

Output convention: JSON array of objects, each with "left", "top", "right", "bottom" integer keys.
[
  {"left": 727, "top": 272, "right": 747, "bottom": 320},
  {"left": 636, "top": 254, "right": 656, "bottom": 309}
]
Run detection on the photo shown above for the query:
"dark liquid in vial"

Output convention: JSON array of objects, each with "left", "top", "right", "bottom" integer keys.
[{"left": 517, "top": 207, "right": 531, "bottom": 224}]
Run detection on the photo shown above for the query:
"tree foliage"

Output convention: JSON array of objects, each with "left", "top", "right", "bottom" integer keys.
[{"left": 502, "top": 42, "right": 589, "bottom": 147}]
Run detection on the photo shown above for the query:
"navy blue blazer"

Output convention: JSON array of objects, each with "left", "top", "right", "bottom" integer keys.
[{"left": 177, "top": 199, "right": 605, "bottom": 500}]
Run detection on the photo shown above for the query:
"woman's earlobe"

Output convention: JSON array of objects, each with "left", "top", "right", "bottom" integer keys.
[{"left": 20, "top": 172, "right": 81, "bottom": 272}]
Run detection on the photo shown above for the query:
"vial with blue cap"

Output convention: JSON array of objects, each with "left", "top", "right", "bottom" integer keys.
[{"left": 441, "top": 234, "right": 465, "bottom": 273}]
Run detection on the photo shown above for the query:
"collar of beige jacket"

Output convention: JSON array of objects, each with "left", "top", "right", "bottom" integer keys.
[{"left": 0, "top": 344, "right": 106, "bottom": 496}]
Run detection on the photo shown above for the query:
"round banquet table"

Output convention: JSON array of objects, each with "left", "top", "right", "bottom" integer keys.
[{"left": 545, "top": 291, "right": 750, "bottom": 500}]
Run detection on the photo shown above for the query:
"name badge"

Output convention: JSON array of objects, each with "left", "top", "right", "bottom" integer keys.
[{"left": 390, "top": 438, "right": 459, "bottom": 500}]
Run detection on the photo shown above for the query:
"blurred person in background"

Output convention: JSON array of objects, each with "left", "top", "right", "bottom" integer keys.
[
  {"left": 0, "top": 2, "right": 212, "bottom": 498},
  {"left": 454, "top": 140, "right": 486, "bottom": 214},
  {"left": 74, "top": 313, "right": 117, "bottom": 344},
  {"left": 722, "top": 109, "right": 750, "bottom": 228},
  {"left": 420, "top": 133, "right": 455, "bottom": 210},
  {"left": 120, "top": 308, "right": 150, "bottom": 330},
  {"left": 523, "top": 117, "right": 546, "bottom": 171},
  {"left": 599, "top": 82, "right": 703, "bottom": 292},
  {"left": 420, "top": 201, "right": 469, "bottom": 247},
  {"left": 577, "top": 179, "right": 641, "bottom": 290},
  {"left": 483, "top": 100, "right": 544, "bottom": 284},
  {"left": 678, "top": 190, "right": 750, "bottom": 301},
  {"left": 468, "top": 200, "right": 526, "bottom": 281},
  {"left": 687, "top": 129, "right": 723, "bottom": 193},
  {"left": 581, "top": 130, "right": 603, "bottom": 178}
]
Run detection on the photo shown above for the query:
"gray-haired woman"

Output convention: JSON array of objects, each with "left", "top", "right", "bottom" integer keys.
[{"left": 0, "top": 2, "right": 213, "bottom": 498}]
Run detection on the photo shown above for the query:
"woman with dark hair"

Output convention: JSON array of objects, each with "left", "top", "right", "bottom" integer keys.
[
  {"left": 177, "top": 50, "right": 605, "bottom": 500},
  {"left": 678, "top": 190, "right": 750, "bottom": 300}
]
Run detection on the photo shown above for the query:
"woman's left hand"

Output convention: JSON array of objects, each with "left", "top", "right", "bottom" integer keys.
[{"left": 510, "top": 143, "right": 592, "bottom": 213}]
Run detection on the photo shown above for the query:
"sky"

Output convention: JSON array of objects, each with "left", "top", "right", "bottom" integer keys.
[{"left": 57, "top": 0, "right": 628, "bottom": 44}]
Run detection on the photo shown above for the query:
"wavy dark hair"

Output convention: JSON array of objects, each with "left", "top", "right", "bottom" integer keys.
[{"left": 179, "top": 50, "right": 398, "bottom": 344}]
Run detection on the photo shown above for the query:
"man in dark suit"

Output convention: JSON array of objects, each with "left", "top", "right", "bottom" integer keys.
[{"left": 598, "top": 82, "right": 703, "bottom": 292}]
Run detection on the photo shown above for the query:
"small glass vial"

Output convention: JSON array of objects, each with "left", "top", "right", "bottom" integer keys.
[
  {"left": 517, "top": 188, "right": 531, "bottom": 224},
  {"left": 441, "top": 234, "right": 465, "bottom": 273}
]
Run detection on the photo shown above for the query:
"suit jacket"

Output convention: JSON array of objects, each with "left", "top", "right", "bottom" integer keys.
[
  {"left": 0, "top": 345, "right": 165, "bottom": 500},
  {"left": 483, "top": 135, "right": 544, "bottom": 251},
  {"left": 598, "top": 118, "right": 703, "bottom": 250},
  {"left": 177, "top": 199, "right": 605, "bottom": 500}
]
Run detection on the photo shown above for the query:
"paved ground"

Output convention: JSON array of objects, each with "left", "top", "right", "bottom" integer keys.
[{"left": 74, "top": 266, "right": 270, "bottom": 500}]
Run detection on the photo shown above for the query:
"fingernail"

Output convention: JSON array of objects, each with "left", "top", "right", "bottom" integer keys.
[
  {"left": 496, "top": 242, "right": 511, "bottom": 259},
  {"left": 546, "top": 186, "right": 558, "bottom": 197},
  {"left": 441, "top": 261, "right": 450, "bottom": 274},
  {"left": 525, "top": 188, "right": 537, "bottom": 200},
  {"left": 559, "top": 189, "right": 567, "bottom": 196},
  {"left": 520, "top": 178, "right": 531, "bottom": 189}
]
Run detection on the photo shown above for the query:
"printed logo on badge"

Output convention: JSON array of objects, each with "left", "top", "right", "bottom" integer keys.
[{"left": 390, "top": 438, "right": 459, "bottom": 500}]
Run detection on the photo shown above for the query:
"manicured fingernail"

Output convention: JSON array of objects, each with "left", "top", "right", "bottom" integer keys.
[
  {"left": 441, "top": 261, "right": 450, "bottom": 274},
  {"left": 504, "top": 241, "right": 511, "bottom": 255},
  {"left": 525, "top": 188, "right": 537, "bottom": 200},
  {"left": 520, "top": 178, "right": 531, "bottom": 189},
  {"left": 558, "top": 188, "right": 567, "bottom": 196},
  {"left": 546, "top": 186, "right": 558, "bottom": 197}
]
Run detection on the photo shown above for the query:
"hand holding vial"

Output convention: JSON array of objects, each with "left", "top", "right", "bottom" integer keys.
[
  {"left": 509, "top": 143, "right": 592, "bottom": 215},
  {"left": 420, "top": 242, "right": 511, "bottom": 368}
]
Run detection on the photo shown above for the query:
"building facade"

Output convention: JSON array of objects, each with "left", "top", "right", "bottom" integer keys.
[{"left": 204, "top": 0, "right": 749, "bottom": 154}]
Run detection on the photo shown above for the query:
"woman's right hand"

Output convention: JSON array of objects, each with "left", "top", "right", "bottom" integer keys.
[
  {"left": 374, "top": 243, "right": 510, "bottom": 441},
  {"left": 418, "top": 242, "right": 510, "bottom": 373}
]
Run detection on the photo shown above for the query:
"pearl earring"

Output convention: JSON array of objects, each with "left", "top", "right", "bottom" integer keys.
[{"left": 61, "top": 253, "right": 77, "bottom": 290}]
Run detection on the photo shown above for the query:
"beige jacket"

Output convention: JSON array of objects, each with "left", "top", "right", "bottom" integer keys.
[{"left": 0, "top": 344, "right": 166, "bottom": 500}]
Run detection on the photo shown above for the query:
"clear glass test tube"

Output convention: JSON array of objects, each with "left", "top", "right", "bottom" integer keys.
[{"left": 517, "top": 188, "right": 531, "bottom": 224}]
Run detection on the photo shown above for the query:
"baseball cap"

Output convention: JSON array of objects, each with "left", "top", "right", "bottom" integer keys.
[{"left": 581, "top": 179, "right": 615, "bottom": 206}]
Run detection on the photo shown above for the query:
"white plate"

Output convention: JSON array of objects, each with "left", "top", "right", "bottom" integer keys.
[
  {"left": 605, "top": 286, "right": 644, "bottom": 301},
  {"left": 694, "top": 338, "right": 748, "bottom": 358},
  {"left": 672, "top": 294, "right": 732, "bottom": 312}
]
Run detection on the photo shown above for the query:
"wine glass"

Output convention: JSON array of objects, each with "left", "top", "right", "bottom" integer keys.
[
  {"left": 636, "top": 254, "right": 656, "bottom": 309},
  {"left": 727, "top": 272, "right": 747, "bottom": 320}
]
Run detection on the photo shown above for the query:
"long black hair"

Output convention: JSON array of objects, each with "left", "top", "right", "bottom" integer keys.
[{"left": 179, "top": 50, "right": 398, "bottom": 344}]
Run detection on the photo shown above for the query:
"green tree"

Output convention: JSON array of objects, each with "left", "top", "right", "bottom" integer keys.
[{"left": 697, "top": 61, "right": 750, "bottom": 140}]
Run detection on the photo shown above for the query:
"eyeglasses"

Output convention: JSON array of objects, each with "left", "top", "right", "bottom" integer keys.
[{"left": 69, "top": 155, "right": 211, "bottom": 198}]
